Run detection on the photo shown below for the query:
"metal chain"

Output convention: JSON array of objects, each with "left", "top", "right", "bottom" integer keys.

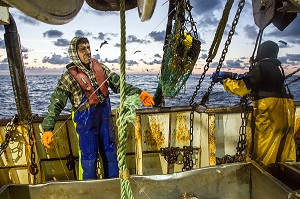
[
  {"left": 175, "top": 0, "right": 199, "bottom": 171},
  {"left": 184, "top": 0, "right": 198, "bottom": 39},
  {"left": 66, "top": 154, "right": 76, "bottom": 171},
  {"left": 200, "top": 0, "right": 246, "bottom": 106},
  {"left": 0, "top": 115, "right": 18, "bottom": 156},
  {"left": 28, "top": 114, "right": 39, "bottom": 175},
  {"left": 235, "top": 96, "right": 250, "bottom": 162},
  {"left": 182, "top": 146, "right": 193, "bottom": 171},
  {"left": 160, "top": 0, "right": 198, "bottom": 171},
  {"left": 216, "top": 97, "right": 250, "bottom": 164},
  {"left": 160, "top": 147, "right": 180, "bottom": 164}
]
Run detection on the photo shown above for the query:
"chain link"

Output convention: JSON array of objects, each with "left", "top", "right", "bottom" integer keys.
[
  {"left": 200, "top": 0, "right": 246, "bottom": 106},
  {"left": 0, "top": 115, "right": 18, "bottom": 156},
  {"left": 216, "top": 96, "right": 250, "bottom": 164},
  {"left": 28, "top": 114, "right": 39, "bottom": 175},
  {"left": 160, "top": 147, "right": 180, "bottom": 164},
  {"left": 235, "top": 96, "right": 250, "bottom": 162},
  {"left": 66, "top": 154, "right": 76, "bottom": 171},
  {"left": 160, "top": 0, "right": 198, "bottom": 171}
]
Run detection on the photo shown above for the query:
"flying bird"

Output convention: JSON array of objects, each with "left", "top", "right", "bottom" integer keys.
[
  {"left": 278, "top": 40, "right": 287, "bottom": 45},
  {"left": 100, "top": 40, "right": 108, "bottom": 48},
  {"left": 134, "top": 50, "right": 141, "bottom": 54}
]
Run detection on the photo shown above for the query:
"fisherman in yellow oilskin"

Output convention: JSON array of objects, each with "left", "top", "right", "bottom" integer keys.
[{"left": 211, "top": 40, "right": 296, "bottom": 173}]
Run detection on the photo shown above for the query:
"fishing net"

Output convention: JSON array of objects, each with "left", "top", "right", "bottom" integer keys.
[{"left": 160, "top": 0, "right": 201, "bottom": 98}]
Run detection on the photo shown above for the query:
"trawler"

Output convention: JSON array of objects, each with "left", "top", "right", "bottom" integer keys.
[{"left": 0, "top": 0, "right": 300, "bottom": 198}]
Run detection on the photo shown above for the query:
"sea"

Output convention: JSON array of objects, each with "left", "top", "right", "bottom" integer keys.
[{"left": 1, "top": 74, "right": 300, "bottom": 120}]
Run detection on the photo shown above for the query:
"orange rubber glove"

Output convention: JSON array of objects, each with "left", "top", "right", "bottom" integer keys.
[
  {"left": 41, "top": 131, "right": 54, "bottom": 149},
  {"left": 139, "top": 91, "right": 154, "bottom": 106}
]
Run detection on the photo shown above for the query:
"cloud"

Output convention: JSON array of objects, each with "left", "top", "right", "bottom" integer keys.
[
  {"left": 114, "top": 43, "right": 121, "bottom": 47},
  {"left": 18, "top": 14, "right": 40, "bottom": 26},
  {"left": 93, "top": 32, "right": 118, "bottom": 41},
  {"left": 225, "top": 59, "right": 245, "bottom": 69},
  {"left": 141, "top": 59, "right": 161, "bottom": 65},
  {"left": 94, "top": 32, "right": 105, "bottom": 40},
  {"left": 147, "top": 59, "right": 161, "bottom": 65},
  {"left": 243, "top": 25, "right": 258, "bottom": 40},
  {"left": 102, "top": 57, "right": 138, "bottom": 66},
  {"left": 210, "top": 62, "right": 219, "bottom": 68},
  {"left": 43, "top": 30, "right": 63, "bottom": 38},
  {"left": 75, "top": 30, "right": 92, "bottom": 37},
  {"left": 191, "top": 0, "right": 222, "bottom": 15},
  {"left": 84, "top": 6, "right": 118, "bottom": 16},
  {"left": 200, "top": 53, "right": 208, "bottom": 60},
  {"left": 280, "top": 53, "right": 300, "bottom": 66},
  {"left": 126, "top": 60, "right": 138, "bottom": 66},
  {"left": 154, "top": 53, "right": 162, "bottom": 59},
  {"left": 93, "top": 54, "right": 100, "bottom": 60},
  {"left": 53, "top": 38, "right": 69, "bottom": 47},
  {"left": 42, "top": 54, "right": 70, "bottom": 65},
  {"left": 21, "top": 46, "right": 29, "bottom": 52},
  {"left": 103, "top": 57, "right": 119, "bottom": 64},
  {"left": 149, "top": 30, "right": 165, "bottom": 42},
  {"left": 127, "top": 35, "right": 150, "bottom": 44},
  {"left": 285, "top": 53, "right": 300, "bottom": 62},
  {"left": 279, "top": 56, "right": 299, "bottom": 66},
  {"left": 266, "top": 17, "right": 300, "bottom": 44},
  {"left": 198, "top": 15, "right": 220, "bottom": 29}
]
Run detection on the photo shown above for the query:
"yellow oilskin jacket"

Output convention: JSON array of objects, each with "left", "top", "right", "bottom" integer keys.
[{"left": 223, "top": 78, "right": 296, "bottom": 170}]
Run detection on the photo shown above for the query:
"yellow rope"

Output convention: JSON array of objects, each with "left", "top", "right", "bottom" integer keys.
[{"left": 208, "top": 0, "right": 234, "bottom": 59}]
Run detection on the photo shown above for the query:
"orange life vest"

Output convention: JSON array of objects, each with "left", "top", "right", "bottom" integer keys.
[{"left": 68, "top": 59, "right": 108, "bottom": 105}]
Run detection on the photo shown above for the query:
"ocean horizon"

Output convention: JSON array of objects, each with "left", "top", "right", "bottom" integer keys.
[{"left": 1, "top": 74, "right": 300, "bottom": 119}]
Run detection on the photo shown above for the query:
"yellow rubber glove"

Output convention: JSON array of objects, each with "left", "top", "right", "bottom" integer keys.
[
  {"left": 139, "top": 91, "right": 154, "bottom": 106},
  {"left": 41, "top": 131, "right": 54, "bottom": 149}
]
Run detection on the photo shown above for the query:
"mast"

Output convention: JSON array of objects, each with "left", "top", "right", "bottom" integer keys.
[
  {"left": 154, "top": 0, "right": 176, "bottom": 106},
  {"left": 4, "top": 13, "right": 32, "bottom": 123}
]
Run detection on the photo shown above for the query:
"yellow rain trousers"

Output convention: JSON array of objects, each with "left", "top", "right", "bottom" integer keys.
[{"left": 223, "top": 78, "right": 296, "bottom": 170}]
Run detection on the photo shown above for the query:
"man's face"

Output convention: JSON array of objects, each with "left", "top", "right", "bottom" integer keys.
[{"left": 77, "top": 42, "right": 91, "bottom": 66}]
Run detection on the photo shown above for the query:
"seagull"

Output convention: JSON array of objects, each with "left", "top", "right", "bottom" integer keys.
[
  {"left": 278, "top": 40, "right": 287, "bottom": 45},
  {"left": 100, "top": 40, "right": 108, "bottom": 48},
  {"left": 134, "top": 50, "right": 141, "bottom": 54}
]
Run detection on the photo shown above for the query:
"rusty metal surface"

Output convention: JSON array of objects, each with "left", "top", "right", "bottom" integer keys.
[
  {"left": 172, "top": 112, "right": 190, "bottom": 145},
  {"left": 136, "top": 105, "right": 244, "bottom": 115},
  {"left": 1, "top": 103, "right": 300, "bottom": 187},
  {"left": 0, "top": 162, "right": 298, "bottom": 199},
  {"left": 208, "top": 113, "right": 216, "bottom": 166},
  {"left": 142, "top": 115, "right": 167, "bottom": 150}
]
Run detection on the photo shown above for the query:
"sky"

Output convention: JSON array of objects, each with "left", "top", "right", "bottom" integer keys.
[{"left": 0, "top": 0, "right": 299, "bottom": 75}]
